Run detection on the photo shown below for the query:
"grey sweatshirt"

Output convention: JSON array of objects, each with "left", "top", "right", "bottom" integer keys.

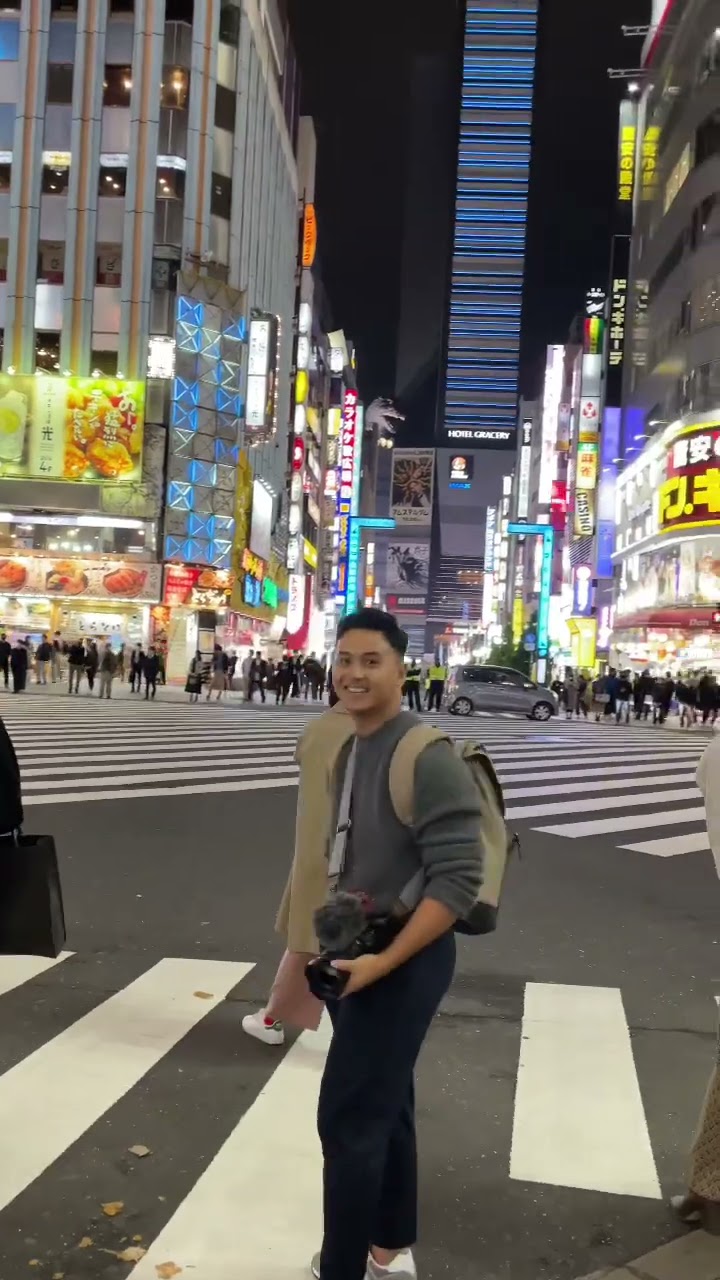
[{"left": 331, "top": 712, "right": 483, "bottom": 918}]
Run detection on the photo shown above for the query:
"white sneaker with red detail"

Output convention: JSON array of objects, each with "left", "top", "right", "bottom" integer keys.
[
  {"left": 241, "top": 1009, "right": 285, "bottom": 1046},
  {"left": 310, "top": 1251, "right": 416, "bottom": 1279}
]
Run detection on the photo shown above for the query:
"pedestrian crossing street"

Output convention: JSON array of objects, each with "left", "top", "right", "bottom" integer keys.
[
  {"left": 1, "top": 696, "right": 712, "bottom": 860},
  {"left": 0, "top": 949, "right": 711, "bottom": 1278}
]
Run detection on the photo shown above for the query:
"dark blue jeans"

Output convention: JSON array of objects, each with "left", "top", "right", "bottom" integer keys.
[{"left": 317, "top": 931, "right": 456, "bottom": 1280}]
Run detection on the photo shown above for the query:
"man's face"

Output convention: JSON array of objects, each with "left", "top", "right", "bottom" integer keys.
[{"left": 334, "top": 628, "right": 405, "bottom": 715}]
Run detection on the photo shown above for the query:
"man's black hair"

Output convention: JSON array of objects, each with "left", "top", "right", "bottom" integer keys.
[{"left": 336, "top": 608, "right": 409, "bottom": 658}]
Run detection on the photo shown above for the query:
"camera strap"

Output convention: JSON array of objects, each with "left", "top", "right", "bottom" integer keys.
[{"left": 328, "top": 739, "right": 357, "bottom": 893}]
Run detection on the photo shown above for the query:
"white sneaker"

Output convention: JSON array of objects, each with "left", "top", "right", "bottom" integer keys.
[
  {"left": 310, "top": 1251, "right": 416, "bottom": 1279},
  {"left": 241, "top": 1009, "right": 285, "bottom": 1046}
]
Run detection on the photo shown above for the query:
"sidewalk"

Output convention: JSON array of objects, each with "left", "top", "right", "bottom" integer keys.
[
  {"left": 578, "top": 1231, "right": 720, "bottom": 1280},
  {"left": 0, "top": 680, "right": 325, "bottom": 708}
]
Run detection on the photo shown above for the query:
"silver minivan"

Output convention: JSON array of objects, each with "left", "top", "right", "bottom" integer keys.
[{"left": 446, "top": 664, "right": 558, "bottom": 721}]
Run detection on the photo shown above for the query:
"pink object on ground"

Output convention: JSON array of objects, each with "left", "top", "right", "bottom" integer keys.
[{"left": 268, "top": 948, "right": 324, "bottom": 1031}]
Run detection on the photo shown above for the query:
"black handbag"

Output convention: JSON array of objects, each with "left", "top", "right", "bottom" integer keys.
[{"left": 0, "top": 834, "right": 66, "bottom": 958}]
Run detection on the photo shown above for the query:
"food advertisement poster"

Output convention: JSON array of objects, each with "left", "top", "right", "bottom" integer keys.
[
  {"left": 0, "top": 374, "right": 145, "bottom": 483},
  {"left": 0, "top": 556, "right": 161, "bottom": 602},
  {"left": 391, "top": 450, "right": 435, "bottom": 526},
  {"left": 164, "top": 564, "right": 234, "bottom": 609}
]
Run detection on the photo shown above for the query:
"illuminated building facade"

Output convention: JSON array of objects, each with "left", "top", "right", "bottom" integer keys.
[
  {"left": 613, "top": 0, "right": 720, "bottom": 671},
  {"left": 0, "top": 1, "right": 302, "bottom": 666}
]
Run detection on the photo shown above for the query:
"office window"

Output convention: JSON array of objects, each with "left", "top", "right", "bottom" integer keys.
[
  {"left": 38, "top": 242, "right": 65, "bottom": 283},
  {"left": 161, "top": 66, "right": 189, "bottom": 109},
  {"left": 42, "top": 164, "right": 70, "bottom": 195},
  {"left": 215, "top": 84, "right": 236, "bottom": 132},
  {"left": 47, "top": 64, "right": 74, "bottom": 104},
  {"left": 36, "top": 333, "right": 61, "bottom": 373},
  {"left": 96, "top": 246, "right": 122, "bottom": 285},
  {"left": 91, "top": 349, "right": 119, "bottom": 374},
  {"left": 156, "top": 166, "right": 185, "bottom": 200},
  {"left": 99, "top": 166, "right": 127, "bottom": 196},
  {"left": 103, "top": 64, "right": 132, "bottom": 106},
  {"left": 0, "top": 163, "right": 10, "bottom": 192},
  {"left": 210, "top": 172, "right": 232, "bottom": 219},
  {"left": 51, "top": 1, "right": 79, "bottom": 10},
  {"left": 110, "top": 0, "right": 134, "bottom": 10},
  {"left": 219, "top": 3, "right": 240, "bottom": 46},
  {"left": 0, "top": 20, "right": 20, "bottom": 59},
  {"left": 166, "top": 1, "right": 193, "bottom": 18}
]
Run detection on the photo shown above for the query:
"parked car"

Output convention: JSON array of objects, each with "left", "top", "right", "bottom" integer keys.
[{"left": 446, "top": 664, "right": 558, "bottom": 721}]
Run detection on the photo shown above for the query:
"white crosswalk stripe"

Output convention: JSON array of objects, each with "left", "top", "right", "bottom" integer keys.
[
  {"left": 0, "top": 953, "right": 705, "bottom": 1277},
  {"left": 0, "top": 698, "right": 712, "bottom": 856}
]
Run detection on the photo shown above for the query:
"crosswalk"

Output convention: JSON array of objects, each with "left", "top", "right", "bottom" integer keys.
[
  {"left": 0, "top": 697, "right": 712, "bottom": 860},
  {"left": 0, "top": 949, "right": 712, "bottom": 1278}
]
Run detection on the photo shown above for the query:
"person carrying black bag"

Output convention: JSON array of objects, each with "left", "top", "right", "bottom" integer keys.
[
  {"left": 0, "top": 714, "right": 22, "bottom": 840},
  {"left": 0, "top": 713, "right": 66, "bottom": 957}
]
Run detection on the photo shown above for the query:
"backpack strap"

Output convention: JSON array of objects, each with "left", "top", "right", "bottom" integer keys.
[{"left": 388, "top": 725, "right": 451, "bottom": 826}]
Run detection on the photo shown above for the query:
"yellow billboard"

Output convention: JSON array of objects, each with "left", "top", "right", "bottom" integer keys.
[{"left": 0, "top": 374, "right": 145, "bottom": 483}]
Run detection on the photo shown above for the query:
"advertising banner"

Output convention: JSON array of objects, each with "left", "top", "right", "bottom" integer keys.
[
  {"left": 576, "top": 443, "right": 599, "bottom": 490},
  {"left": 390, "top": 449, "right": 435, "bottom": 525},
  {"left": 449, "top": 454, "right": 473, "bottom": 489},
  {"left": 617, "top": 100, "right": 637, "bottom": 206},
  {"left": 164, "top": 564, "right": 234, "bottom": 609},
  {"left": 386, "top": 542, "right": 430, "bottom": 596},
  {"left": 0, "top": 555, "right": 161, "bottom": 602},
  {"left": 334, "top": 390, "right": 361, "bottom": 606},
  {"left": 606, "top": 236, "right": 631, "bottom": 407},
  {"left": 0, "top": 374, "right": 145, "bottom": 483},
  {"left": 659, "top": 420, "right": 720, "bottom": 535},
  {"left": 574, "top": 488, "right": 596, "bottom": 537},
  {"left": 385, "top": 593, "right": 427, "bottom": 616}
]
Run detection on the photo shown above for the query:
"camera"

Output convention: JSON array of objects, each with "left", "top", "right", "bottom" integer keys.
[{"left": 305, "top": 893, "right": 396, "bottom": 1001}]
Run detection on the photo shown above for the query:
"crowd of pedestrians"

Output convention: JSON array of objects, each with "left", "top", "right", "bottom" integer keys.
[{"left": 551, "top": 666, "right": 720, "bottom": 729}]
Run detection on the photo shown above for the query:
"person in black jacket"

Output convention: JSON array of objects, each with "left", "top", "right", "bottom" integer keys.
[
  {"left": 0, "top": 715, "right": 22, "bottom": 837},
  {"left": 143, "top": 647, "right": 161, "bottom": 700},
  {"left": 0, "top": 632, "right": 10, "bottom": 688},
  {"left": 9, "top": 640, "right": 28, "bottom": 693}
]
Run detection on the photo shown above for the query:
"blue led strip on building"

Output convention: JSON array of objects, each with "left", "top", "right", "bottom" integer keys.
[{"left": 442, "top": 1, "right": 538, "bottom": 446}]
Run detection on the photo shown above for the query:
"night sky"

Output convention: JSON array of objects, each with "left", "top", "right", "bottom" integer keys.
[{"left": 288, "top": 0, "right": 649, "bottom": 407}]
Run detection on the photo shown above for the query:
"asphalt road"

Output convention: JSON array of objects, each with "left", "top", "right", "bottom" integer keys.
[{"left": 0, "top": 695, "right": 716, "bottom": 1280}]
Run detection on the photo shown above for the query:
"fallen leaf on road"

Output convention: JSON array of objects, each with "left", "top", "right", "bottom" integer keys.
[
  {"left": 28, "top": 1262, "right": 39, "bottom": 1268},
  {"left": 101, "top": 1201, "right": 125, "bottom": 1217},
  {"left": 117, "top": 1247, "right": 147, "bottom": 1263},
  {"left": 52, "top": 1273, "right": 64, "bottom": 1278},
  {"left": 132, "top": 1235, "right": 143, "bottom": 1243},
  {"left": 193, "top": 991, "right": 213, "bottom": 1000},
  {"left": 128, "top": 1145, "right": 152, "bottom": 1158},
  {"left": 77, "top": 1237, "right": 93, "bottom": 1249},
  {"left": 156, "top": 1265, "right": 183, "bottom": 1278}
]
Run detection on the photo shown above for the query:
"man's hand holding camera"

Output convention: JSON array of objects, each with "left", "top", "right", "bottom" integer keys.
[{"left": 330, "top": 951, "right": 390, "bottom": 996}]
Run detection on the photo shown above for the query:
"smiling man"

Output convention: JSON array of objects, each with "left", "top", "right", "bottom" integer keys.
[{"left": 308, "top": 607, "right": 484, "bottom": 1280}]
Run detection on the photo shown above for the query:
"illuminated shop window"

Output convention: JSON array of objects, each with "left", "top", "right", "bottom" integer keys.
[
  {"left": 99, "top": 166, "right": 127, "bottom": 196},
  {"left": 42, "top": 164, "right": 69, "bottom": 195},
  {"left": 156, "top": 166, "right": 185, "bottom": 200},
  {"left": 103, "top": 65, "right": 133, "bottom": 108},
  {"left": 161, "top": 67, "right": 190, "bottom": 111}
]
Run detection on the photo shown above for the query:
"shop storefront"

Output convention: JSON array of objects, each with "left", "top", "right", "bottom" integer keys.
[
  {"left": 161, "top": 564, "right": 235, "bottom": 680},
  {"left": 228, "top": 549, "right": 288, "bottom": 656},
  {"left": 0, "top": 553, "right": 161, "bottom": 646}
]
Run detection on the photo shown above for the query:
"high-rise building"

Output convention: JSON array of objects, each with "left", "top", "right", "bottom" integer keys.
[
  {"left": 612, "top": 0, "right": 720, "bottom": 672},
  {"left": 0, "top": 1, "right": 306, "bottom": 672},
  {"left": 441, "top": 0, "right": 538, "bottom": 451}
]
